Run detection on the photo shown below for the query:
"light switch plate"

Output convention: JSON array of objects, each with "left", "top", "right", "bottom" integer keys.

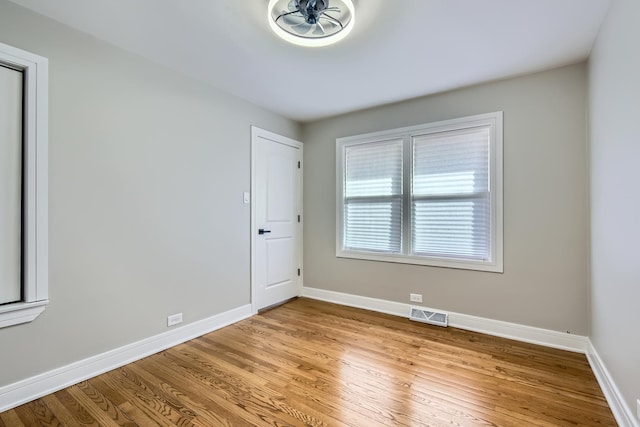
[{"left": 243, "top": 191, "right": 250, "bottom": 204}]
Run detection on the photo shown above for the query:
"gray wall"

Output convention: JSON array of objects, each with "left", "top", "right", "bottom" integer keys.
[
  {"left": 589, "top": 0, "right": 640, "bottom": 417},
  {"left": 0, "top": 0, "right": 300, "bottom": 387},
  {"left": 302, "top": 64, "right": 590, "bottom": 335}
]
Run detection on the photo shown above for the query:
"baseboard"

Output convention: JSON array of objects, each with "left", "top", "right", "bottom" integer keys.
[
  {"left": 586, "top": 341, "right": 639, "bottom": 427},
  {"left": 0, "top": 304, "right": 253, "bottom": 412},
  {"left": 302, "top": 287, "right": 589, "bottom": 353}
]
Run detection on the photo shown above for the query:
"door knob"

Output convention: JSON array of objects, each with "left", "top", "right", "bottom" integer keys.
[{"left": 258, "top": 229, "right": 271, "bottom": 235}]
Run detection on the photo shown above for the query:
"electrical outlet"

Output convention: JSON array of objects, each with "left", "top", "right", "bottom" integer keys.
[
  {"left": 410, "top": 293, "right": 423, "bottom": 303},
  {"left": 167, "top": 313, "right": 183, "bottom": 327}
]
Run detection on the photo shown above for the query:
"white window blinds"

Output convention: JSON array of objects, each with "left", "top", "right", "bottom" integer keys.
[
  {"left": 336, "top": 112, "right": 502, "bottom": 272},
  {"left": 412, "top": 126, "right": 491, "bottom": 260},
  {"left": 343, "top": 140, "right": 403, "bottom": 253}
]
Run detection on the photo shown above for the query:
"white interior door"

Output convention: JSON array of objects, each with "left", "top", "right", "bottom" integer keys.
[{"left": 252, "top": 127, "right": 302, "bottom": 311}]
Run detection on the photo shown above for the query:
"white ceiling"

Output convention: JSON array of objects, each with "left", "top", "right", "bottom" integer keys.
[{"left": 10, "top": 0, "right": 611, "bottom": 122}]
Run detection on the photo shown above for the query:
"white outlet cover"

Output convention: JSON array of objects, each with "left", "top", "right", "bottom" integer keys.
[
  {"left": 410, "top": 293, "right": 423, "bottom": 303},
  {"left": 167, "top": 313, "right": 183, "bottom": 327}
]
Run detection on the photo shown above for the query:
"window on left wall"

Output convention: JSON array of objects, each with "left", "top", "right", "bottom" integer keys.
[{"left": 0, "top": 42, "right": 48, "bottom": 328}]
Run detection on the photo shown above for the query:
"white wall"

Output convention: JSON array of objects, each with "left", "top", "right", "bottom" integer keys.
[
  {"left": 589, "top": 0, "right": 640, "bottom": 420},
  {"left": 0, "top": 0, "right": 300, "bottom": 387},
  {"left": 302, "top": 64, "right": 590, "bottom": 335}
]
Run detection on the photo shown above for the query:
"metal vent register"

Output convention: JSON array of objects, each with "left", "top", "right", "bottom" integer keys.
[{"left": 409, "top": 307, "right": 449, "bottom": 327}]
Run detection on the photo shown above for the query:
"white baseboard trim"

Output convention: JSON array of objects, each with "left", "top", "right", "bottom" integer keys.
[
  {"left": 0, "top": 304, "right": 253, "bottom": 413},
  {"left": 302, "top": 287, "right": 589, "bottom": 353},
  {"left": 586, "top": 341, "right": 639, "bottom": 427}
]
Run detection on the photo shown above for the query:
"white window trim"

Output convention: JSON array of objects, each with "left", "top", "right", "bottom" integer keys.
[
  {"left": 0, "top": 42, "right": 49, "bottom": 328},
  {"left": 336, "top": 112, "right": 503, "bottom": 273}
]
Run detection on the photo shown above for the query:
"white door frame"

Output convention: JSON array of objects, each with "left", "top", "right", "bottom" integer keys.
[{"left": 250, "top": 126, "right": 303, "bottom": 314}]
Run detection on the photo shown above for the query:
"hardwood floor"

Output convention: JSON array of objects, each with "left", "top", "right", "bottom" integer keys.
[{"left": 1, "top": 298, "right": 616, "bottom": 426}]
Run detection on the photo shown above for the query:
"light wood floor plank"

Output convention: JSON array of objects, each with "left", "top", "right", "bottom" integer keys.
[
  {"left": 48, "top": 389, "right": 99, "bottom": 426},
  {"left": 0, "top": 408, "right": 27, "bottom": 427},
  {"left": 40, "top": 394, "right": 93, "bottom": 427},
  {"left": 66, "top": 381, "right": 137, "bottom": 426},
  {"left": 1, "top": 298, "right": 616, "bottom": 426}
]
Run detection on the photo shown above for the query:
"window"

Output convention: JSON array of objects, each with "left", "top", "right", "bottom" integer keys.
[
  {"left": 336, "top": 112, "right": 503, "bottom": 272},
  {"left": 0, "top": 42, "right": 49, "bottom": 328}
]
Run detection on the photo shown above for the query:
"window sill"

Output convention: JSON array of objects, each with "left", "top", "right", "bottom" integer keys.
[
  {"left": 337, "top": 251, "right": 503, "bottom": 273},
  {"left": 0, "top": 300, "right": 48, "bottom": 328}
]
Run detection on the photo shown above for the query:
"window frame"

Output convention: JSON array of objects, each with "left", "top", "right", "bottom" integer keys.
[
  {"left": 336, "top": 112, "right": 503, "bottom": 273},
  {"left": 0, "top": 42, "right": 49, "bottom": 328}
]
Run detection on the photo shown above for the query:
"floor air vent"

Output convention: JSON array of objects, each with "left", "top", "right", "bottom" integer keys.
[{"left": 409, "top": 307, "right": 449, "bottom": 327}]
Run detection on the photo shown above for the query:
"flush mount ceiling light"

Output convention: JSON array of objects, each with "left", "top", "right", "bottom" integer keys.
[{"left": 268, "top": 0, "right": 355, "bottom": 47}]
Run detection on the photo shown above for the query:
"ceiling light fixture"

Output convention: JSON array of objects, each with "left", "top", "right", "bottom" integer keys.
[{"left": 268, "top": 0, "right": 355, "bottom": 47}]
